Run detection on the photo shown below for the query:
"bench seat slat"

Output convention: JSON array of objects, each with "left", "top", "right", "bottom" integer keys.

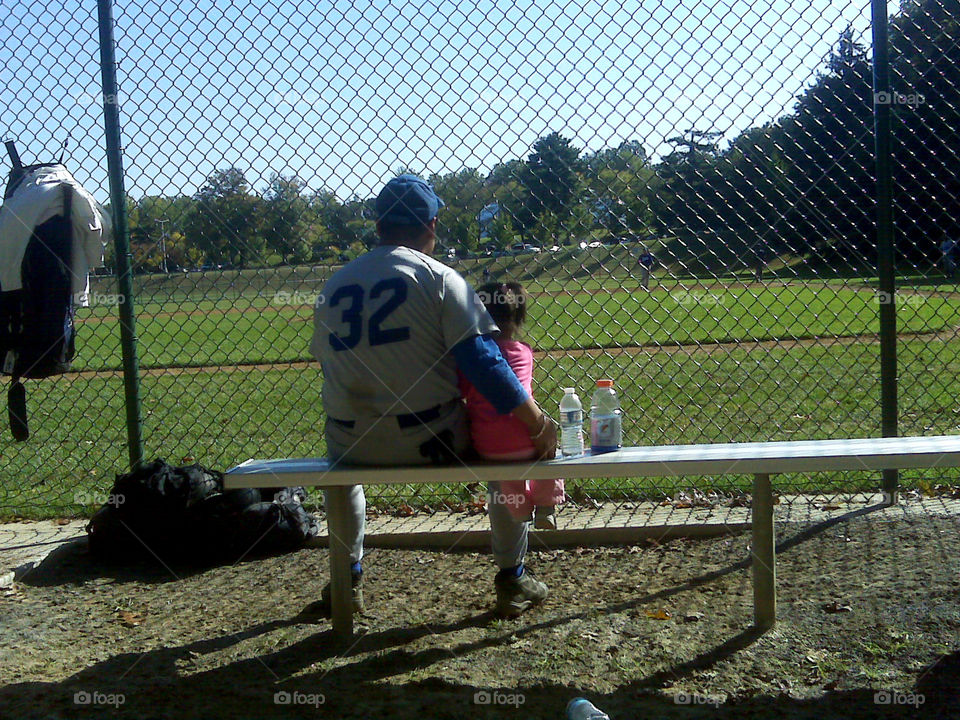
[{"left": 225, "top": 435, "right": 960, "bottom": 489}]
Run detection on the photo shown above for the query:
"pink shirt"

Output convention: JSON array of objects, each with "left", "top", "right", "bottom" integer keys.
[{"left": 459, "top": 339, "right": 536, "bottom": 459}]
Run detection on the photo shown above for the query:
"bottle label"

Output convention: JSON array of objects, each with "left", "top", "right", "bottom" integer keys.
[
  {"left": 561, "top": 410, "right": 582, "bottom": 425},
  {"left": 591, "top": 415, "right": 622, "bottom": 453}
]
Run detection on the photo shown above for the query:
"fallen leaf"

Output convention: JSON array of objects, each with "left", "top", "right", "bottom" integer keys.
[
  {"left": 645, "top": 608, "right": 672, "bottom": 620},
  {"left": 118, "top": 610, "right": 144, "bottom": 627},
  {"left": 822, "top": 601, "right": 852, "bottom": 614}
]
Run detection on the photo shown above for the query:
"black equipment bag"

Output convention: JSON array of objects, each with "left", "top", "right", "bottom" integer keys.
[{"left": 86, "top": 459, "right": 319, "bottom": 566}]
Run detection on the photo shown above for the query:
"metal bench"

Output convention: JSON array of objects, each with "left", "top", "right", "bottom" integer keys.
[{"left": 226, "top": 435, "right": 960, "bottom": 638}]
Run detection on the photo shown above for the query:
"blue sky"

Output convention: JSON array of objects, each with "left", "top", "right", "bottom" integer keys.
[{"left": 1, "top": 0, "right": 879, "bottom": 203}]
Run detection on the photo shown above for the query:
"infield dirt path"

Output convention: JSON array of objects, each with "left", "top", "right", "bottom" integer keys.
[{"left": 65, "top": 324, "right": 960, "bottom": 380}]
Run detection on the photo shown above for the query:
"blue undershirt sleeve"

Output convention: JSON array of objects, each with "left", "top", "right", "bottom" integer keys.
[{"left": 452, "top": 334, "right": 529, "bottom": 415}]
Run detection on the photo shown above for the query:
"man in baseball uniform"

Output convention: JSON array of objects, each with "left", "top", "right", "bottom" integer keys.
[{"left": 308, "top": 175, "right": 558, "bottom": 618}]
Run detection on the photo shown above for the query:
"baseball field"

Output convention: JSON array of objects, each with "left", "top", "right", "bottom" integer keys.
[{"left": 3, "top": 246, "right": 960, "bottom": 518}]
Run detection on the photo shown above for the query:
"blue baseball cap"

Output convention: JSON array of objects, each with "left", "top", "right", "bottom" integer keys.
[{"left": 375, "top": 174, "right": 445, "bottom": 225}]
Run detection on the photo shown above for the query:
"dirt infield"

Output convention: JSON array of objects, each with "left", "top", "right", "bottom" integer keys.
[
  {"left": 65, "top": 325, "right": 959, "bottom": 380},
  {"left": 2, "top": 509, "right": 959, "bottom": 719}
]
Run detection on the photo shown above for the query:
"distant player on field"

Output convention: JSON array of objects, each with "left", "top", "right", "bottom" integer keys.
[
  {"left": 941, "top": 238, "right": 957, "bottom": 279},
  {"left": 308, "top": 175, "right": 557, "bottom": 619},
  {"left": 754, "top": 246, "right": 766, "bottom": 282},
  {"left": 638, "top": 247, "right": 656, "bottom": 289}
]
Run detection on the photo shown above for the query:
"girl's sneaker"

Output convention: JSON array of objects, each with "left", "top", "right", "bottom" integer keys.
[{"left": 534, "top": 506, "right": 557, "bottom": 530}]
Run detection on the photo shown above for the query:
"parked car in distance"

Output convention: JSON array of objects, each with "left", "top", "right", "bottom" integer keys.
[{"left": 511, "top": 243, "right": 541, "bottom": 254}]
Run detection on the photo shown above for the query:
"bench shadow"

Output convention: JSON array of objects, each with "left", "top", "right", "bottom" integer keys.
[
  {"left": 2, "top": 616, "right": 955, "bottom": 719},
  {"left": 2, "top": 500, "right": 911, "bottom": 718}
]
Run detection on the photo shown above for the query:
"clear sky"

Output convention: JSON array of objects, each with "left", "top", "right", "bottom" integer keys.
[{"left": 1, "top": 0, "right": 880, "bottom": 204}]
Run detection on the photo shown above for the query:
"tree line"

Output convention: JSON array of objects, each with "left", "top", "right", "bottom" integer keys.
[{"left": 121, "top": 0, "right": 958, "bottom": 274}]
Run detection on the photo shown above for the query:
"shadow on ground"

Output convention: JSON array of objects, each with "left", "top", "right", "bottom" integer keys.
[
  {"left": 1, "top": 612, "right": 954, "bottom": 719},
  {"left": 3, "top": 504, "right": 957, "bottom": 719}
]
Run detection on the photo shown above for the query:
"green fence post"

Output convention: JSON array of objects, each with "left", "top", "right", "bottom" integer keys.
[
  {"left": 97, "top": 0, "right": 144, "bottom": 469},
  {"left": 871, "top": 0, "right": 898, "bottom": 504}
]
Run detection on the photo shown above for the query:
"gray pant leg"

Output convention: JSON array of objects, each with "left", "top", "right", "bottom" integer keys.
[
  {"left": 323, "top": 485, "right": 365, "bottom": 564},
  {"left": 323, "top": 402, "right": 469, "bottom": 567},
  {"left": 487, "top": 481, "right": 529, "bottom": 569}
]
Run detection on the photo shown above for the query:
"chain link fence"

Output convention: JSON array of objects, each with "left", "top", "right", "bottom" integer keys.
[{"left": 1, "top": 0, "right": 959, "bottom": 518}]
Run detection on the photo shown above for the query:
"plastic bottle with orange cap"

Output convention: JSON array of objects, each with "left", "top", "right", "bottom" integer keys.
[{"left": 589, "top": 379, "right": 622, "bottom": 454}]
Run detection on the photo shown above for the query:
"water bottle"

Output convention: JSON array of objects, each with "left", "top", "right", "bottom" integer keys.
[
  {"left": 559, "top": 387, "right": 584, "bottom": 458},
  {"left": 590, "top": 379, "right": 622, "bottom": 455},
  {"left": 566, "top": 697, "right": 610, "bottom": 719}
]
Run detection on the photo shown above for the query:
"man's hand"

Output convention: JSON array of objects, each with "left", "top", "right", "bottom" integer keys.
[
  {"left": 530, "top": 414, "right": 558, "bottom": 460},
  {"left": 513, "top": 398, "right": 558, "bottom": 460}
]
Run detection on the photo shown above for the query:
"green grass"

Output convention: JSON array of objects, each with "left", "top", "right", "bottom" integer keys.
[
  {"left": 6, "top": 257, "right": 959, "bottom": 518},
  {"left": 4, "top": 333, "right": 959, "bottom": 519},
  {"left": 71, "top": 280, "right": 960, "bottom": 371}
]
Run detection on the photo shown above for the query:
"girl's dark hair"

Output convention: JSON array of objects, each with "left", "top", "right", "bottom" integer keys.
[{"left": 477, "top": 281, "right": 527, "bottom": 328}]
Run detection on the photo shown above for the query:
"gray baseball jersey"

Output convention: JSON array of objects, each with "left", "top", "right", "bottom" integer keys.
[{"left": 311, "top": 244, "right": 498, "bottom": 421}]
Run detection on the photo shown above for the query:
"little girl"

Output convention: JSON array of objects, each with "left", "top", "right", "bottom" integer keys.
[{"left": 459, "top": 281, "right": 565, "bottom": 529}]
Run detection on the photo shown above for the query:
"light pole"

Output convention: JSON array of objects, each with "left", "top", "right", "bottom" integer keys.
[{"left": 156, "top": 217, "right": 169, "bottom": 273}]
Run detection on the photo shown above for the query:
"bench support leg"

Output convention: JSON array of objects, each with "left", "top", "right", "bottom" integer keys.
[
  {"left": 752, "top": 473, "right": 776, "bottom": 630},
  {"left": 326, "top": 485, "right": 354, "bottom": 639}
]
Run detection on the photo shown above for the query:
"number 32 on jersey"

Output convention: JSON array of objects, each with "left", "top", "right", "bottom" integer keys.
[{"left": 327, "top": 277, "right": 410, "bottom": 351}]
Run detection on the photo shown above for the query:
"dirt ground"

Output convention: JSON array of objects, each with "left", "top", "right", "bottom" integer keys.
[{"left": 2, "top": 512, "right": 959, "bottom": 719}]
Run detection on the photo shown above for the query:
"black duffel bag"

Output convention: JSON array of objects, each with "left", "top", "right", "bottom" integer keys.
[{"left": 86, "top": 459, "right": 317, "bottom": 565}]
